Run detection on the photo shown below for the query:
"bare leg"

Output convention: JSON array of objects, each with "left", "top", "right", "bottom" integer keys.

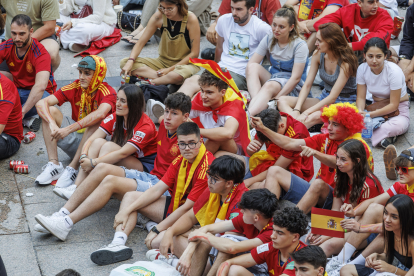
[
  {"left": 339, "top": 264, "right": 358, "bottom": 276},
  {"left": 245, "top": 63, "right": 271, "bottom": 99},
  {"left": 177, "top": 75, "right": 201, "bottom": 98},
  {"left": 357, "top": 234, "right": 384, "bottom": 258},
  {"left": 206, "top": 139, "right": 238, "bottom": 155},
  {"left": 228, "top": 265, "right": 254, "bottom": 276},
  {"left": 68, "top": 175, "right": 138, "bottom": 224},
  {"left": 207, "top": 252, "right": 233, "bottom": 276},
  {"left": 67, "top": 123, "right": 100, "bottom": 169},
  {"left": 97, "top": 141, "right": 144, "bottom": 171},
  {"left": 0, "top": 71, "right": 13, "bottom": 81},
  {"left": 151, "top": 72, "right": 184, "bottom": 86},
  {"left": 42, "top": 106, "right": 64, "bottom": 166},
  {"left": 248, "top": 81, "right": 282, "bottom": 116},
  {"left": 41, "top": 38, "right": 61, "bottom": 72},
  {"left": 263, "top": 166, "right": 293, "bottom": 199},
  {"left": 307, "top": 32, "right": 317, "bottom": 54},
  {"left": 296, "top": 179, "right": 332, "bottom": 214},
  {"left": 244, "top": 171, "right": 268, "bottom": 189},
  {"left": 277, "top": 96, "right": 321, "bottom": 116}
]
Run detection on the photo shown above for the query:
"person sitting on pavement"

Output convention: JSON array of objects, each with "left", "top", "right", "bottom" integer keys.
[
  {"left": 58, "top": 0, "right": 117, "bottom": 53},
  {"left": 313, "top": 0, "right": 393, "bottom": 53},
  {"left": 190, "top": 69, "right": 251, "bottom": 156},
  {"left": 291, "top": 245, "right": 328, "bottom": 276},
  {"left": 339, "top": 194, "right": 414, "bottom": 276},
  {"left": 0, "top": 0, "right": 61, "bottom": 72},
  {"left": 145, "top": 155, "right": 248, "bottom": 276},
  {"left": 89, "top": 122, "right": 213, "bottom": 265},
  {"left": 247, "top": 5, "right": 309, "bottom": 116},
  {"left": 216, "top": 206, "right": 308, "bottom": 276},
  {"left": 34, "top": 55, "right": 116, "bottom": 187},
  {"left": 119, "top": 0, "right": 201, "bottom": 86},
  {"left": 32, "top": 93, "right": 191, "bottom": 235},
  {"left": 305, "top": 139, "right": 383, "bottom": 265},
  {"left": 119, "top": 0, "right": 212, "bottom": 45},
  {"left": 251, "top": 103, "right": 374, "bottom": 214},
  {"left": 325, "top": 148, "right": 414, "bottom": 275},
  {"left": 356, "top": 37, "right": 410, "bottom": 149},
  {"left": 244, "top": 109, "right": 314, "bottom": 190},
  {"left": 175, "top": 188, "right": 277, "bottom": 276},
  {"left": 0, "top": 14, "right": 57, "bottom": 132},
  {"left": 177, "top": 0, "right": 271, "bottom": 99},
  {"left": 277, "top": 23, "right": 358, "bottom": 130},
  {"left": 0, "top": 73, "right": 23, "bottom": 159}
]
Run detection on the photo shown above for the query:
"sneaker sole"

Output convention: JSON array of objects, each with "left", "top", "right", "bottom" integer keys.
[
  {"left": 53, "top": 189, "right": 69, "bottom": 201},
  {"left": 35, "top": 215, "right": 67, "bottom": 241},
  {"left": 152, "top": 104, "right": 164, "bottom": 121},
  {"left": 34, "top": 225, "right": 50, "bottom": 234},
  {"left": 384, "top": 145, "right": 398, "bottom": 180},
  {"left": 29, "top": 118, "right": 41, "bottom": 132},
  {"left": 35, "top": 180, "right": 52, "bottom": 186},
  {"left": 90, "top": 248, "right": 133, "bottom": 265}
]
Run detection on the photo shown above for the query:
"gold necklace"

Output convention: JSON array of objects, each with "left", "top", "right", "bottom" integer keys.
[{"left": 168, "top": 19, "right": 178, "bottom": 31}]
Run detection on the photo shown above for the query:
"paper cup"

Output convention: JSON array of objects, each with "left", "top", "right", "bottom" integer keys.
[{"left": 114, "top": 5, "right": 123, "bottom": 13}]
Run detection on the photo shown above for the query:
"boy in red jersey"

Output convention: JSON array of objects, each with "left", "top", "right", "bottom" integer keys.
[
  {"left": 35, "top": 56, "right": 116, "bottom": 187},
  {"left": 251, "top": 103, "right": 373, "bottom": 214},
  {"left": 245, "top": 109, "right": 313, "bottom": 193},
  {"left": 0, "top": 73, "right": 23, "bottom": 159},
  {"left": 217, "top": 207, "right": 308, "bottom": 276},
  {"left": 0, "top": 15, "right": 57, "bottom": 131},
  {"left": 313, "top": 0, "right": 393, "bottom": 51}
]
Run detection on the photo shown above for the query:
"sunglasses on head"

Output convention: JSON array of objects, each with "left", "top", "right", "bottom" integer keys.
[{"left": 395, "top": 166, "right": 414, "bottom": 174}]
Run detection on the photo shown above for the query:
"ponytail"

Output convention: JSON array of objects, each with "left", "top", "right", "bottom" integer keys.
[{"left": 270, "top": 4, "right": 303, "bottom": 50}]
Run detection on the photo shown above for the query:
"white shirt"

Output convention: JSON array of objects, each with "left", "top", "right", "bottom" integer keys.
[{"left": 215, "top": 14, "right": 271, "bottom": 77}]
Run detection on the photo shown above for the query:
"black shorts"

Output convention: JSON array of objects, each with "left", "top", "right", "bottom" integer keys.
[
  {"left": 163, "top": 196, "right": 172, "bottom": 220},
  {"left": 0, "top": 133, "right": 20, "bottom": 160}
]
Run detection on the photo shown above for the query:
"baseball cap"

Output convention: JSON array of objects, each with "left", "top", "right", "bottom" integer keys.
[{"left": 77, "top": 56, "right": 96, "bottom": 71}]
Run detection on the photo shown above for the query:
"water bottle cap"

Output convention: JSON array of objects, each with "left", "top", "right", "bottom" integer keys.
[{"left": 365, "top": 113, "right": 370, "bottom": 117}]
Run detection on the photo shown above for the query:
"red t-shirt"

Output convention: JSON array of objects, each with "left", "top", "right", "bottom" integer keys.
[
  {"left": 251, "top": 241, "right": 307, "bottom": 276},
  {"left": 0, "top": 73, "right": 23, "bottom": 142},
  {"left": 314, "top": 3, "right": 393, "bottom": 51},
  {"left": 300, "top": 0, "right": 349, "bottom": 20},
  {"left": 387, "top": 182, "right": 414, "bottom": 201},
  {"left": 54, "top": 80, "right": 116, "bottom": 122},
  {"left": 339, "top": 175, "right": 384, "bottom": 205},
  {"left": 218, "top": 0, "right": 281, "bottom": 25},
  {"left": 0, "top": 38, "right": 56, "bottom": 93},
  {"left": 151, "top": 121, "right": 181, "bottom": 179},
  {"left": 99, "top": 113, "right": 158, "bottom": 158},
  {"left": 231, "top": 215, "right": 273, "bottom": 243},
  {"left": 161, "top": 152, "right": 214, "bottom": 216}
]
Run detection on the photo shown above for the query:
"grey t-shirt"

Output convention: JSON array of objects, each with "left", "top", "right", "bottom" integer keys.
[{"left": 255, "top": 34, "right": 308, "bottom": 63}]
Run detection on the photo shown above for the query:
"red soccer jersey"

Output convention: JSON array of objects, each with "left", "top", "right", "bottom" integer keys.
[
  {"left": 232, "top": 216, "right": 273, "bottom": 243},
  {"left": 54, "top": 80, "right": 116, "bottom": 122},
  {"left": 161, "top": 152, "right": 214, "bottom": 216},
  {"left": 151, "top": 121, "right": 181, "bottom": 179},
  {"left": 218, "top": 0, "right": 281, "bottom": 25},
  {"left": 0, "top": 73, "right": 23, "bottom": 142},
  {"left": 387, "top": 182, "right": 414, "bottom": 201},
  {"left": 251, "top": 241, "right": 307, "bottom": 276},
  {"left": 0, "top": 39, "right": 56, "bottom": 93},
  {"left": 314, "top": 4, "right": 393, "bottom": 51},
  {"left": 99, "top": 113, "right": 158, "bottom": 158},
  {"left": 340, "top": 174, "right": 384, "bottom": 205}
]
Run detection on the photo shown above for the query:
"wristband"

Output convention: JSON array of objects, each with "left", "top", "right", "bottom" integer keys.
[
  {"left": 90, "top": 158, "right": 96, "bottom": 168},
  {"left": 128, "top": 58, "right": 135, "bottom": 61},
  {"left": 79, "top": 154, "right": 88, "bottom": 161},
  {"left": 151, "top": 226, "right": 160, "bottom": 234},
  {"left": 292, "top": 109, "right": 301, "bottom": 113}
]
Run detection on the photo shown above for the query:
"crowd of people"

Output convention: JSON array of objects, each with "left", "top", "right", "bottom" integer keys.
[{"left": 2, "top": 0, "right": 414, "bottom": 275}]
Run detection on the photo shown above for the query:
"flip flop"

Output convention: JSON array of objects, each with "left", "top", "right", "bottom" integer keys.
[
  {"left": 121, "top": 35, "right": 134, "bottom": 43},
  {"left": 383, "top": 144, "right": 398, "bottom": 180}
]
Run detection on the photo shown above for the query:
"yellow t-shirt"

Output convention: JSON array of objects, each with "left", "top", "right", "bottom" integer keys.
[{"left": 1, "top": 0, "right": 59, "bottom": 39}]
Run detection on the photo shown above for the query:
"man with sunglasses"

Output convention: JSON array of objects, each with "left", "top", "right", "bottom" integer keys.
[{"left": 324, "top": 148, "right": 414, "bottom": 275}]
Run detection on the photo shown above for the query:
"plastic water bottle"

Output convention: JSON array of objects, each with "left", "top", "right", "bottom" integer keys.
[{"left": 361, "top": 113, "right": 373, "bottom": 143}]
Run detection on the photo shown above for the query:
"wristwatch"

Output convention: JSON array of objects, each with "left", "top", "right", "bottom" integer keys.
[
  {"left": 151, "top": 226, "right": 160, "bottom": 234},
  {"left": 399, "top": 55, "right": 407, "bottom": 60}
]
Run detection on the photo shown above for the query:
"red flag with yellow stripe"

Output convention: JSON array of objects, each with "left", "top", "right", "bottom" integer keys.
[{"left": 311, "top": 207, "right": 345, "bottom": 238}]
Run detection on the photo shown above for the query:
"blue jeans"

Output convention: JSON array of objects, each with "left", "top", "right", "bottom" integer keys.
[
  {"left": 120, "top": 0, "right": 147, "bottom": 6},
  {"left": 18, "top": 88, "right": 49, "bottom": 118}
]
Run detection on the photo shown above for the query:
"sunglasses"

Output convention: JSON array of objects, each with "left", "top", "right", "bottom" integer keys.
[{"left": 395, "top": 166, "right": 414, "bottom": 174}]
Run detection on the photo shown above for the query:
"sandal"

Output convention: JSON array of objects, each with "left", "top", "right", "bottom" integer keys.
[
  {"left": 383, "top": 144, "right": 398, "bottom": 180},
  {"left": 121, "top": 35, "right": 134, "bottom": 43}
]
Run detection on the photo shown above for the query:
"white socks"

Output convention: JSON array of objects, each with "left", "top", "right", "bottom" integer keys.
[
  {"left": 337, "top": 243, "right": 356, "bottom": 262},
  {"left": 59, "top": 208, "right": 70, "bottom": 216},
  {"left": 170, "top": 258, "right": 179, "bottom": 267},
  {"left": 349, "top": 254, "right": 366, "bottom": 265},
  {"left": 112, "top": 232, "right": 128, "bottom": 246},
  {"left": 63, "top": 216, "right": 73, "bottom": 229},
  {"left": 145, "top": 221, "right": 158, "bottom": 232}
]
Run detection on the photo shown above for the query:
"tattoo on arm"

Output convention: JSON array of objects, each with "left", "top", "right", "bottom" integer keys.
[
  {"left": 218, "top": 262, "right": 229, "bottom": 276},
  {"left": 360, "top": 223, "right": 383, "bottom": 233},
  {"left": 66, "top": 111, "right": 103, "bottom": 133},
  {"left": 82, "top": 139, "right": 93, "bottom": 155}
]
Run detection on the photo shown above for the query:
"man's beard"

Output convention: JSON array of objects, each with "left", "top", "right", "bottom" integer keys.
[
  {"left": 13, "top": 36, "right": 30, "bottom": 48},
  {"left": 233, "top": 12, "right": 249, "bottom": 25}
]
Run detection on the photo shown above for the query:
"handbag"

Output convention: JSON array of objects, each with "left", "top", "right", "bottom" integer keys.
[
  {"left": 365, "top": 99, "right": 399, "bottom": 120},
  {"left": 117, "top": 11, "right": 141, "bottom": 34},
  {"left": 70, "top": 5, "right": 93, "bottom": 19}
]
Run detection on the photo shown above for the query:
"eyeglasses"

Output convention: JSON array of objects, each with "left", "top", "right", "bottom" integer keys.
[
  {"left": 395, "top": 166, "right": 414, "bottom": 174},
  {"left": 158, "top": 6, "right": 175, "bottom": 12},
  {"left": 207, "top": 174, "right": 219, "bottom": 185},
  {"left": 177, "top": 140, "right": 199, "bottom": 150}
]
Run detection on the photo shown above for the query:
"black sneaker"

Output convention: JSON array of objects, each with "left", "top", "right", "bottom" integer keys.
[
  {"left": 308, "top": 124, "right": 323, "bottom": 133},
  {"left": 201, "top": 48, "right": 215, "bottom": 60},
  {"left": 380, "top": 136, "right": 397, "bottom": 149}
]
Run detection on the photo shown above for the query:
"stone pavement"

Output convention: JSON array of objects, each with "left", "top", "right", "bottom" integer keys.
[{"left": 0, "top": 2, "right": 412, "bottom": 275}]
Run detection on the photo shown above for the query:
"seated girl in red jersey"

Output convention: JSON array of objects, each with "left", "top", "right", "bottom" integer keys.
[
  {"left": 307, "top": 139, "right": 383, "bottom": 261},
  {"left": 325, "top": 148, "right": 414, "bottom": 275},
  {"left": 245, "top": 109, "right": 313, "bottom": 190},
  {"left": 217, "top": 207, "right": 308, "bottom": 276}
]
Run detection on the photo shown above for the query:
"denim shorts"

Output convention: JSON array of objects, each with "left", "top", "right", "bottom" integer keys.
[
  {"left": 280, "top": 173, "right": 311, "bottom": 204},
  {"left": 139, "top": 153, "right": 157, "bottom": 173},
  {"left": 18, "top": 89, "right": 50, "bottom": 119},
  {"left": 366, "top": 233, "right": 378, "bottom": 245},
  {"left": 122, "top": 167, "right": 170, "bottom": 196},
  {"left": 316, "top": 89, "right": 357, "bottom": 104}
]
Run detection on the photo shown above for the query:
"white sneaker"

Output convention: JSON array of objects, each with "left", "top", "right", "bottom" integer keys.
[
  {"left": 53, "top": 184, "right": 76, "bottom": 200},
  {"left": 135, "top": 213, "right": 151, "bottom": 230},
  {"left": 33, "top": 212, "right": 63, "bottom": 233},
  {"left": 34, "top": 214, "right": 71, "bottom": 241},
  {"left": 22, "top": 116, "right": 41, "bottom": 132},
  {"left": 326, "top": 256, "right": 348, "bottom": 275},
  {"left": 146, "top": 99, "right": 165, "bottom": 124},
  {"left": 35, "top": 162, "right": 64, "bottom": 185},
  {"left": 90, "top": 243, "right": 133, "bottom": 265},
  {"left": 55, "top": 166, "right": 78, "bottom": 188},
  {"left": 146, "top": 249, "right": 178, "bottom": 266}
]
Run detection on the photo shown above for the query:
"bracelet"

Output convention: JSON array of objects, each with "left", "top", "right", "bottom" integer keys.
[
  {"left": 90, "top": 158, "right": 96, "bottom": 168},
  {"left": 151, "top": 226, "right": 160, "bottom": 234},
  {"left": 128, "top": 58, "right": 135, "bottom": 61},
  {"left": 79, "top": 154, "right": 88, "bottom": 161},
  {"left": 292, "top": 109, "right": 301, "bottom": 113}
]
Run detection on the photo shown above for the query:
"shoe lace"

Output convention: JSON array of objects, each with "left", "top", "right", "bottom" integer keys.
[{"left": 41, "top": 162, "right": 55, "bottom": 172}]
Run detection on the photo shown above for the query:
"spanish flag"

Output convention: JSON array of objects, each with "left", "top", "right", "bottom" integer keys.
[{"left": 311, "top": 207, "right": 345, "bottom": 238}]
